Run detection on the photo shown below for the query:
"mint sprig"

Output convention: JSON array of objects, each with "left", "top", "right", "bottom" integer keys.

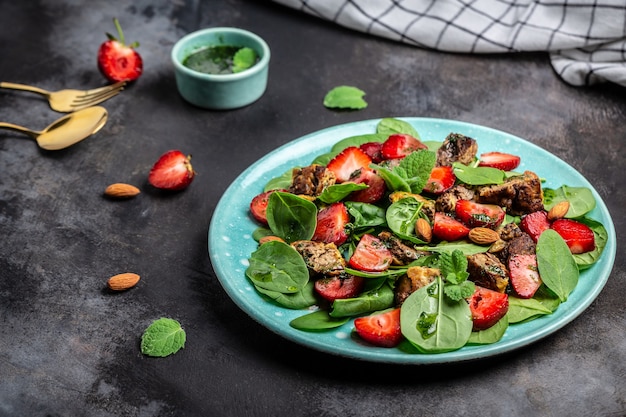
[
  {"left": 232, "top": 47, "right": 258, "bottom": 73},
  {"left": 373, "top": 149, "right": 436, "bottom": 193},
  {"left": 141, "top": 317, "right": 186, "bottom": 357},
  {"left": 440, "top": 250, "right": 475, "bottom": 301}
]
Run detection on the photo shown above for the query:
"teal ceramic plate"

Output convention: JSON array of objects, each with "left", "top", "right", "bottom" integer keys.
[{"left": 208, "top": 118, "right": 616, "bottom": 364}]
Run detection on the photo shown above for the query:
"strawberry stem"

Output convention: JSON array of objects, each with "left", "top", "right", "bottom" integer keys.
[{"left": 113, "top": 18, "right": 125, "bottom": 45}]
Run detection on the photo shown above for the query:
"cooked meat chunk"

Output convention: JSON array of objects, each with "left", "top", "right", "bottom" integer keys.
[
  {"left": 288, "top": 164, "right": 336, "bottom": 197},
  {"left": 291, "top": 240, "right": 345, "bottom": 276},
  {"left": 492, "top": 231, "right": 536, "bottom": 264},
  {"left": 378, "top": 231, "right": 427, "bottom": 265},
  {"left": 395, "top": 266, "right": 440, "bottom": 306},
  {"left": 475, "top": 171, "right": 543, "bottom": 216},
  {"left": 498, "top": 222, "right": 524, "bottom": 241},
  {"left": 435, "top": 185, "right": 475, "bottom": 213},
  {"left": 436, "top": 133, "right": 478, "bottom": 166},
  {"left": 467, "top": 252, "right": 509, "bottom": 293}
]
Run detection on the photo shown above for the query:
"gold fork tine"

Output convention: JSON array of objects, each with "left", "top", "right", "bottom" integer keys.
[
  {"left": 70, "top": 88, "right": 123, "bottom": 110},
  {"left": 72, "top": 83, "right": 125, "bottom": 104},
  {"left": 78, "top": 81, "right": 126, "bottom": 98}
]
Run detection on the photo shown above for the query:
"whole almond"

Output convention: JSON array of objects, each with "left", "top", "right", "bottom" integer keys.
[
  {"left": 107, "top": 272, "right": 140, "bottom": 291},
  {"left": 415, "top": 218, "right": 432, "bottom": 243},
  {"left": 468, "top": 227, "right": 500, "bottom": 245},
  {"left": 104, "top": 183, "right": 140, "bottom": 199},
  {"left": 547, "top": 201, "right": 570, "bottom": 221}
]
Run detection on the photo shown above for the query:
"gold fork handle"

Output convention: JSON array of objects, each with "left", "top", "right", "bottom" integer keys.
[
  {"left": 0, "top": 82, "right": 50, "bottom": 97},
  {"left": 0, "top": 122, "right": 39, "bottom": 138}
]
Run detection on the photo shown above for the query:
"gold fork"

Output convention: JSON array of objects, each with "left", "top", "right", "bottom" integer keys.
[{"left": 0, "top": 81, "right": 126, "bottom": 112}]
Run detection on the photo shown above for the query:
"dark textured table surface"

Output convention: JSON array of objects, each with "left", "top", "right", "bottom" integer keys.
[{"left": 1, "top": 1, "right": 624, "bottom": 416}]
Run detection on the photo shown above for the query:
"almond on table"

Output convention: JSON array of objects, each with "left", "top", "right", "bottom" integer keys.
[
  {"left": 107, "top": 272, "right": 140, "bottom": 291},
  {"left": 104, "top": 183, "right": 140, "bottom": 198}
]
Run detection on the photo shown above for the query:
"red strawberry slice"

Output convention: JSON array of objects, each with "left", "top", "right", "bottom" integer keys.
[
  {"left": 467, "top": 285, "right": 509, "bottom": 331},
  {"left": 312, "top": 202, "right": 350, "bottom": 246},
  {"left": 348, "top": 234, "right": 393, "bottom": 272},
  {"left": 148, "top": 150, "right": 195, "bottom": 190},
  {"left": 550, "top": 219, "right": 595, "bottom": 254},
  {"left": 423, "top": 165, "right": 456, "bottom": 194},
  {"left": 250, "top": 189, "right": 286, "bottom": 225},
  {"left": 97, "top": 18, "right": 143, "bottom": 82},
  {"left": 381, "top": 134, "right": 427, "bottom": 160},
  {"left": 520, "top": 210, "right": 550, "bottom": 242},
  {"left": 326, "top": 146, "right": 372, "bottom": 183},
  {"left": 508, "top": 254, "right": 542, "bottom": 298},
  {"left": 347, "top": 169, "right": 387, "bottom": 203},
  {"left": 454, "top": 200, "right": 505, "bottom": 229},
  {"left": 354, "top": 308, "right": 403, "bottom": 348},
  {"left": 314, "top": 274, "right": 365, "bottom": 302},
  {"left": 359, "top": 141, "right": 384, "bottom": 163},
  {"left": 432, "top": 212, "right": 470, "bottom": 241},
  {"left": 478, "top": 152, "right": 521, "bottom": 171}
]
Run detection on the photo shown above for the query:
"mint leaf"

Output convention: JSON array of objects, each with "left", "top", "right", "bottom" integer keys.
[
  {"left": 141, "top": 318, "right": 186, "bottom": 357},
  {"left": 439, "top": 250, "right": 472, "bottom": 301},
  {"left": 232, "top": 47, "right": 258, "bottom": 73},
  {"left": 323, "top": 86, "right": 367, "bottom": 109}
]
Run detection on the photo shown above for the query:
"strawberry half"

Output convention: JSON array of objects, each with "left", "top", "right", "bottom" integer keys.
[
  {"left": 148, "top": 150, "right": 195, "bottom": 191},
  {"left": 98, "top": 18, "right": 143, "bottom": 82},
  {"left": 478, "top": 152, "right": 521, "bottom": 171},
  {"left": 354, "top": 308, "right": 403, "bottom": 348},
  {"left": 250, "top": 189, "right": 286, "bottom": 225},
  {"left": 508, "top": 253, "right": 542, "bottom": 298},
  {"left": 381, "top": 134, "right": 427, "bottom": 160},
  {"left": 423, "top": 165, "right": 456, "bottom": 195},
  {"left": 520, "top": 210, "right": 551, "bottom": 242},
  {"left": 432, "top": 212, "right": 470, "bottom": 241},
  {"left": 550, "top": 219, "right": 595, "bottom": 254},
  {"left": 454, "top": 200, "right": 505, "bottom": 229},
  {"left": 314, "top": 274, "right": 365, "bottom": 302},
  {"left": 312, "top": 202, "right": 350, "bottom": 246},
  {"left": 359, "top": 141, "right": 384, "bottom": 163},
  {"left": 348, "top": 234, "right": 393, "bottom": 272},
  {"left": 347, "top": 169, "right": 387, "bottom": 204},
  {"left": 467, "top": 285, "right": 509, "bottom": 331},
  {"left": 326, "top": 146, "right": 372, "bottom": 183}
]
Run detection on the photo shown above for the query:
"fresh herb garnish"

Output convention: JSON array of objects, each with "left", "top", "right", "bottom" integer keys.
[
  {"left": 323, "top": 86, "right": 367, "bottom": 110},
  {"left": 141, "top": 318, "right": 186, "bottom": 357},
  {"left": 440, "top": 250, "right": 475, "bottom": 301}
]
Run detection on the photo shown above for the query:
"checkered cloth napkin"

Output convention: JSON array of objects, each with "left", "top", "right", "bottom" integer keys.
[{"left": 272, "top": 0, "right": 626, "bottom": 87}]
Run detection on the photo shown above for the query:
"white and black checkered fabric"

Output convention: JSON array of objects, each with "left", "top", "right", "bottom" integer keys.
[{"left": 273, "top": 0, "right": 626, "bottom": 87}]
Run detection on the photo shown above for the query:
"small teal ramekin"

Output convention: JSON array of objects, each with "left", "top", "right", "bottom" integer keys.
[{"left": 171, "top": 27, "right": 270, "bottom": 110}]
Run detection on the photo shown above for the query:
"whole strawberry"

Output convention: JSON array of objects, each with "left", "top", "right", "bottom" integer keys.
[
  {"left": 98, "top": 18, "right": 143, "bottom": 82},
  {"left": 148, "top": 150, "right": 195, "bottom": 191}
]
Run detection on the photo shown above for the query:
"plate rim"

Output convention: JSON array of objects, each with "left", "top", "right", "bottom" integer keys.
[{"left": 208, "top": 117, "right": 617, "bottom": 364}]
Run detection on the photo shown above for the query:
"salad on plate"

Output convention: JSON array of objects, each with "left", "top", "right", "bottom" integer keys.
[{"left": 242, "top": 118, "right": 609, "bottom": 355}]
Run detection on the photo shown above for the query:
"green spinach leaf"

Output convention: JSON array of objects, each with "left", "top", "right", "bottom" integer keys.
[
  {"left": 536, "top": 229, "right": 579, "bottom": 302},
  {"left": 266, "top": 191, "right": 317, "bottom": 243},
  {"left": 290, "top": 310, "right": 350, "bottom": 331},
  {"left": 246, "top": 240, "right": 309, "bottom": 293},
  {"left": 376, "top": 118, "right": 420, "bottom": 139},
  {"left": 452, "top": 162, "right": 506, "bottom": 185}
]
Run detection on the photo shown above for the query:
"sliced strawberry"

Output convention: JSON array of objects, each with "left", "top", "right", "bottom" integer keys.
[
  {"left": 97, "top": 18, "right": 143, "bottom": 82},
  {"left": 508, "top": 254, "right": 542, "bottom": 298},
  {"left": 250, "top": 189, "right": 286, "bottom": 225},
  {"left": 326, "top": 146, "right": 372, "bottom": 183},
  {"left": 454, "top": 200, "right": 505, "bottom": 229},
  {"left": 423, "top": 165, "right": 456, "bottom": 195},
  {"left": 550, "top": 219, "right": 595, "bottom": 254},
  {"left": 381, "top": 134, "right": 427, "bottom": 160},
  {"left": 354, "top": 308, "right": 403, "bottom": 348},
  {"left": 312, "top": 202, "right": 350, "bottom": 246},
  {"left": 314, "top": 274, "right": 365, "bottom": 302},
  {"left": 359, "top": 141, "right": 384, "bottom": 163},
  {"left": 148, "top": 150, "right": 195, "bottom": 191},
  {"left": 348, "top": 234, "right": 393, "bottom": 272},
  {"left": 520, "top": 210, "right": 550, "bottom": 242},
  {"left": 432, "top": 212, "right": 470, "bottom": 241},
  {"left": 478, "top": 152, "right": 521, "bottom": 171},
  {"left": 347, "top": 169, "right": 387, "bottom": 203},
  {"left": 467, "top": 285, "right": 509, "bottom": 331}
]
